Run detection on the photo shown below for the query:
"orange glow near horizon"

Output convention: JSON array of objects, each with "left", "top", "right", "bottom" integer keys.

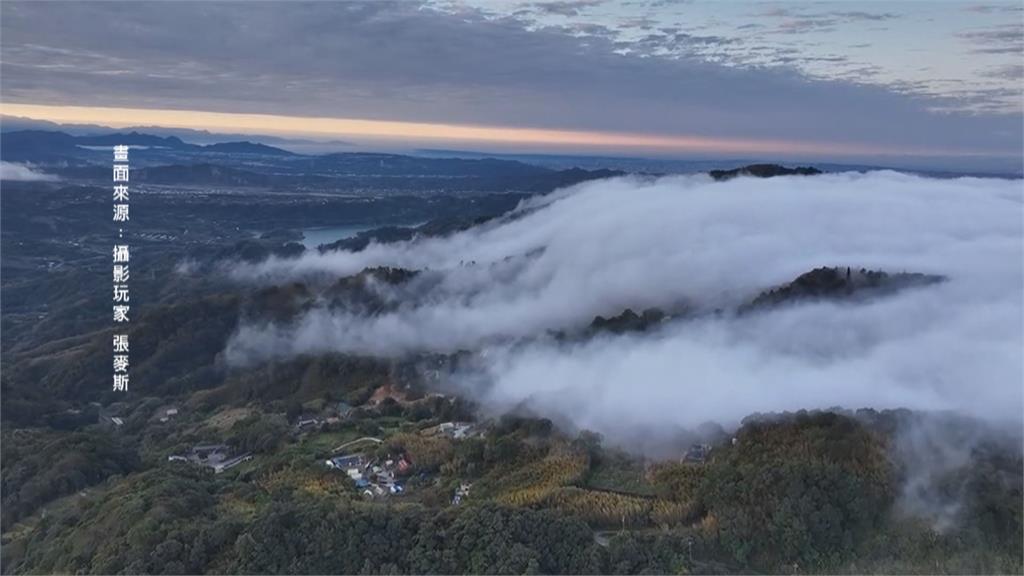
[{"left": 0, "top": 103, "right": 1003, "bottom": 158}]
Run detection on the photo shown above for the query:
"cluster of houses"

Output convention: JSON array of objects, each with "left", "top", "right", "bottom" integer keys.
[
  {"left": 168, "top": 443, "right": 252, "bottom": 474},
  {"left": 421, "top": 421, "right": 482, "bottom": 440},
  {"left": 325, "top": 452, "right": 412, "bottom": 498}
]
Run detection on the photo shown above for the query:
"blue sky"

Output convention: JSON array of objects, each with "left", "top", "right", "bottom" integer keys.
[{"left": 1, "top": 1, "right": 1021, "bottom": 168}]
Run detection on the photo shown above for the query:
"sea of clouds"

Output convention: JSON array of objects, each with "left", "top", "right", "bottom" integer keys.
[{"left": 226, "top": 171, "right": 1023, "bottom": 439}]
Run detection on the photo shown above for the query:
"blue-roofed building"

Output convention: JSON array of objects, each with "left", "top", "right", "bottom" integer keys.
[{"left": 326, "top": 454, "right": 366, "bottom": 471}]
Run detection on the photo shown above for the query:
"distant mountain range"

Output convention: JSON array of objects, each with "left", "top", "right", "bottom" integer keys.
[
  {"left": 0, "top": 115, "right": 354, "bottom": 150},
  {"left": 1, "top": 129, "right": 626, "bottom": 193},
  {"left": 4, "top": 116, "right": 1020, "bottom": 177},
  {"left": 0, "top": 130, "right": 296, "bottom": 162},
  {"left": 4, "top": 126, "right": 1018, "bottom": 190}
]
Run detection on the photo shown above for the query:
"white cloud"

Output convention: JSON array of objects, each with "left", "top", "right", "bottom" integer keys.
[
  {"left": 0, "top": 161, "right": 57, "bottom": 181},
  {"left": 226, "top": 171, "right": 1023, "bottom": 441}
]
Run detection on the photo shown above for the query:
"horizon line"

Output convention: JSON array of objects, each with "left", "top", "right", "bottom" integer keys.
[{"left": 3, "top": 103, "right": 1019, "bottom": 161}]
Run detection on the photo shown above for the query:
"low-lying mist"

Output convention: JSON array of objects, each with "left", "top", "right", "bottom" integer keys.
[{"left": 226, "top": 171, "right": 1023, "bottom": 443}]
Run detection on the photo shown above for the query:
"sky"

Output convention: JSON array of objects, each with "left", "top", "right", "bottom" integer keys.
[{"left": 1, "top": 1, "right": 1022, "bottom": 166}]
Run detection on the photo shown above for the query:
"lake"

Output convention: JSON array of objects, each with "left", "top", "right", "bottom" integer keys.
[{"left": 300, "top": 224, "right": 380, "bottom": 249}]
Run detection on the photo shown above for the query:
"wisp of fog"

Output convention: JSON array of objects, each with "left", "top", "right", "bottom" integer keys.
[{"left": 226, "top": 171, "right": 1023, "bottom": 438}]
